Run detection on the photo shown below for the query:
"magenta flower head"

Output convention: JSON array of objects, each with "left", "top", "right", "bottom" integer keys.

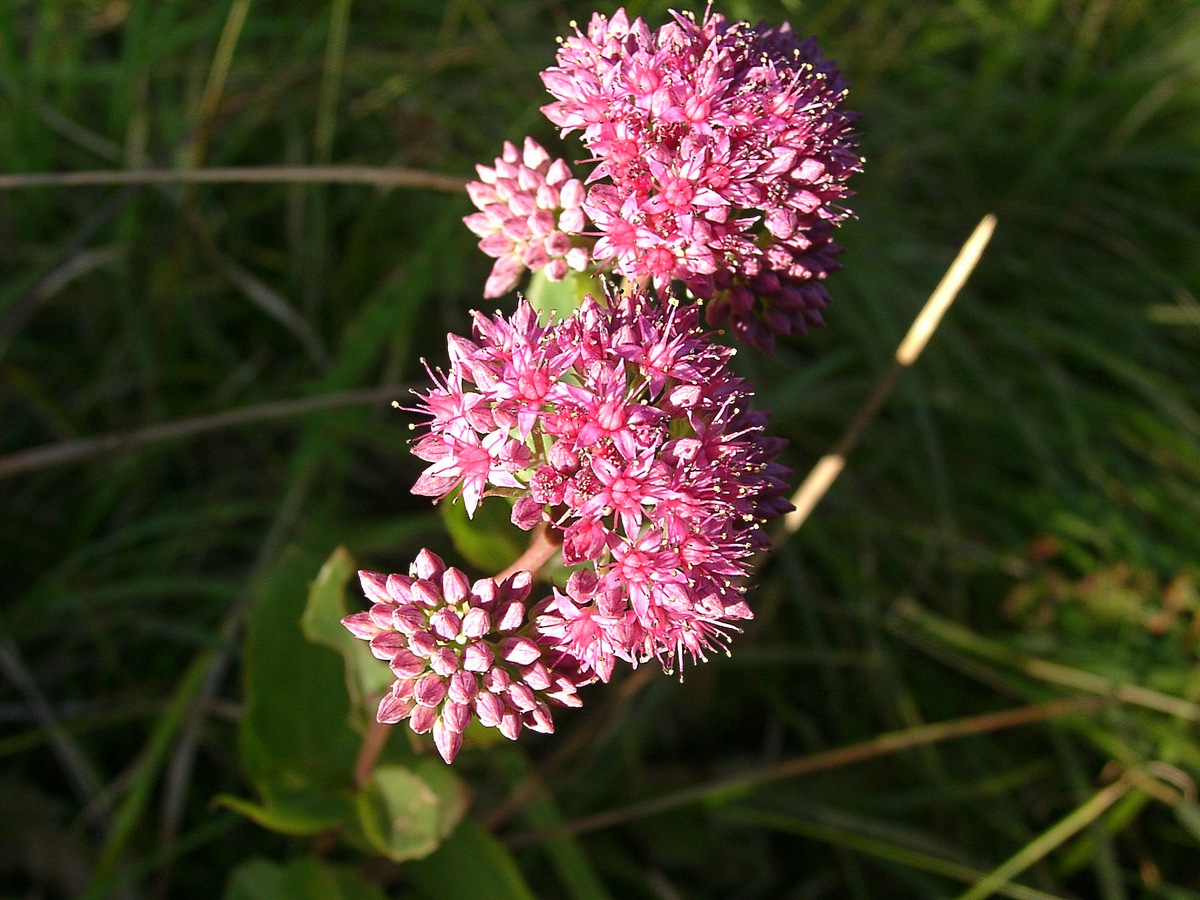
[
  {"left": 464, "top": 137, "right": 592, "bottom": 298},
  {"left": 540, "top": 7, "right": 862, "bottom": 352},
  {"left": 407, "top": 282, "right": 792, "bottom": 678},
  {"left": 342, "top": 549, "right": 587, "bottom": 763}
]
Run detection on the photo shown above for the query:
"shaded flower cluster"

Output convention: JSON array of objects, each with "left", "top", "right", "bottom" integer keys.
[
  {"left": 464, "top": 137, "right": 591, "bottom": 299},
  {"left": 407, "top": 284, "right": 791, "bottom": 680},
  {"left": 531, "top": 6, "right": 861, "bottom": 353},
  {"left": 342, "top": 549, "right": 586, "bottom": 763}
]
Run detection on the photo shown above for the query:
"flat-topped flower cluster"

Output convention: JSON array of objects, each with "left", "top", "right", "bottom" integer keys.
[
  {"left": 344, "top": 284, "right": 791, "bottom": 761},
  {"left": 413, "top": 286, "right": 789, "bottom": 672},
  {"left": 467, "top": 6, "right": 861, "bottom": 353}
]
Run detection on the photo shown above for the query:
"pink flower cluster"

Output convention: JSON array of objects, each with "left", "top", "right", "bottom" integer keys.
[
  {"left": 407, "top": 284, "right": 791, "bottom": 681},
  {"left": 353, "top": 6, "right": 856, "bottom": 762},
  {"left": 342, "top": 549, "right": 585, "bottom": 763},
  {"left": 539, "top": 7, "right": 862, "bottom": 353},
  {"left": 464, "top": 138, "right": 591, "bottom": 299}
]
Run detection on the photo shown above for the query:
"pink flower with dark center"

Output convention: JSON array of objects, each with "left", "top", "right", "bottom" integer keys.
[
  {"left": 464, "top": 137, "right": 592, "bottom": 298},
  {"left": 406, "top": 281, "right": 792, "bottom": 675},
  {"left": 342, "top": 549, "right": 588, "bottom": 763},
  {"left": 539, "top": 7, "right": 862, "bottom": 352}
]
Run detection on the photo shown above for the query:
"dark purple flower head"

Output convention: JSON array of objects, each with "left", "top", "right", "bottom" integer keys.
[
  {"left": 342, "top": 549, "right": 587, "bottom": 762},
  {"left": 407, "top": 282, "right": 792, "bottom": 676},
  {"left": 539, "top": 7, "right": 862, "bottom": 351}
]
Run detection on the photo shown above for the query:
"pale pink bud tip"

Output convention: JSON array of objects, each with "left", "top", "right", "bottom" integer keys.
[
  {"left": 414, "top": 673, "right": 448, "bottom": 707},
  {"left": 341, "top": 611, "right": 379, "bottom": 640},
  {"left": 359, "top": 570, "right": 389, "bottom": 603},
  {"left": 499, "top": 636, "right": 542, "bottom": 666},
  {"left": 377, "top": 692, "right": 416, "bottom": 724},
  {"left": 412, "top": 548, "right": 445, "bottom": 581},
  {"left": 344, "top": 548, "right": 594, "bottom": 762}
]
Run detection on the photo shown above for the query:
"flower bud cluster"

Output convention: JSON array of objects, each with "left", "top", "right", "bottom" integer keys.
[
  {"left": 342, "top": 549, "right": 584, "bottom": 763},
  {"left": 464, "top": 137, "right": 591, "bottom": 299}
]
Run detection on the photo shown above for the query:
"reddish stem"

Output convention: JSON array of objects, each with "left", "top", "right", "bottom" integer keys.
[
  {"left": 496, "top": 523, "right": 561, "bottom": 583},
  {"left": 353, "top": 717, "right": 392, "bottom": 788}
]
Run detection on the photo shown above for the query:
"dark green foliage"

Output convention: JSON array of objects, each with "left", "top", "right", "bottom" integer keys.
[{"left": 1, "top": 1, "right": 1198, "bottom": 898}]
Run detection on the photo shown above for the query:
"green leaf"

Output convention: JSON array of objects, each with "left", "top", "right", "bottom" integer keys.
[
  {"left": 440, "top": 495, "right": 526, "bottom": 575},
  {"left": 406, "top": 820, "right": 537, "bottom": 900},
  {"left": 300, "top": 546, "right": 392, "bottom": 722},
  {"left": 410, "top": 756, "right": 470, "bottom": 840},
  {"left": 525, "top": 267, "right": 605, "bottom": 322},
  {"left": 223, "top": 857, "right": 388, "bottom": 900},
  {"left": 224, "top": 859, "right": 285, "bottom": 900},
  {"left": 300, "top": 546, "right": 359, "bottom": 650},
  {"left": 1173, "top": 800, "right": 1200, "bottom": 843},
  {"left": 239, "top": 544, "right": 359, "bottom": 793},
  {"left": 353, "top": 762, "right": 468, "bottom": 862},
  {"left": 213, "top": 786, "right": 355, "bottom": 837}
]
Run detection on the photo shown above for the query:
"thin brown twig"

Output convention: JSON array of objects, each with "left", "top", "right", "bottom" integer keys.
[
  {"left": 503, "top": 695, "right": 1103, "bottom": 848},
  {"left": 0, "top": 165, "right": 467, "bottom": 193},
  {"left": 0, "top": 385, "right": 408, "bottom": 480},
  {"left": 781, "top": 214, "right": 997, "bottom": 533}
]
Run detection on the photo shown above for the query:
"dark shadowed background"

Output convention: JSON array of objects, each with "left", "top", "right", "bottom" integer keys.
[{"left": 2, "top": 1, "right": 1199, "bottom": 897}]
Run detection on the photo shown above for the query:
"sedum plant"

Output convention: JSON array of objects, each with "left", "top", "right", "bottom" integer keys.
[{"left": 341, "top": 5, "right": 859, "bottom": 764}]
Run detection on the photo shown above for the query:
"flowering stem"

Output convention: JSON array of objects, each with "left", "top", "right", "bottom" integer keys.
[
  {"left": 353, "top": 717, "right": 392, "bottom": 788},
  {"left": 496, "top": 523, "right": 561, "bottom": 583}
]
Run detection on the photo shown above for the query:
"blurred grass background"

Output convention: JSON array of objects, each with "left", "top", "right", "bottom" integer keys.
[{"left": 2, "top": 0, "right": 1199, "bottom": 897}]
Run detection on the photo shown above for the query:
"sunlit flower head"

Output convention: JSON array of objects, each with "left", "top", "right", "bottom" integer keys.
[
  {"left": 539, "top": 7, "right": 862, "bottom": 351},
  {"left": 407, "top": 282, "right": 791, "bottom": 676},
  {"left": 464, "top": 137, "right": 592, "bottom": 298}
]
